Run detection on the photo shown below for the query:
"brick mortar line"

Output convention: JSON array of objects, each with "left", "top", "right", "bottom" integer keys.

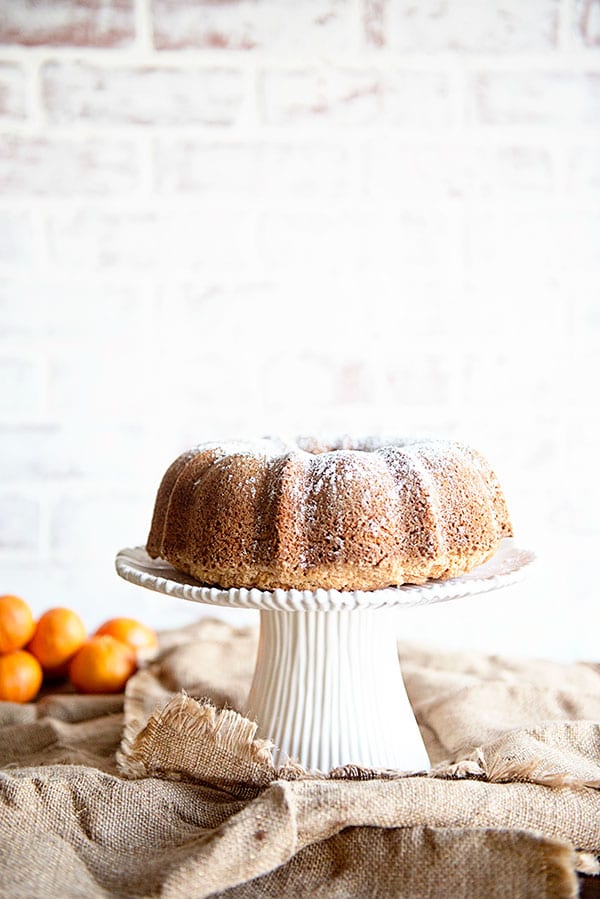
[
  {"left": 38, "top": 350, "right": 50, "bottom": 419},
  {"left": 0, "top": 480, "right": 149, "bottom": 493},
  {"left": 2, "top": 123, "right": 600, "bottom": 141},
  {"left": 0, "top": 272, "right": 196, "bottom": 289},
  {"left": 2, "top": 48, "right": 600, "bottom": 71},
  {"left": 0, "top": 406, "right": 564, "bottom": 428},
  {"left": 1, "top": 268, "right": 598, "bottom": 288},
  {"left": 1, "top": 257, "right": 598, "bottom": 282},
  {"left": 0, "top": 333, "right": 581, "bottom": 356},
  {"left": 553, "top": 142, "right": 570, "bottom": 198},
  {"left": 29, "top": 206, "right": 51, "bottom": 273},
  {"left": 21, "top": 57, "right": 44, "bottom": 127},
  {"left": 135, "top": 132, "right": 155, "bottom": 199},
  {"left": 558, "top": 0, "right": 574, "bottom": 52},
  {"left": 239, "top": 65, "right": 260, "bottom": 130},
  {"left": 133, "top": 0, "right": 153, "bottom": 54},
  {"left": 0, "top": 347, "right": 49, "bottom": 366},
  {"left": 0, "top": 267, "right": 161, "bottom": 288},
  {"left": 1, "top": 195, "right": 598, "bottom": 212},
  {"left": 0, "top": 551, "right": 46, "bottom": 563},
  {"left": 36, "top": 498, "right": 52, "bottom": 559},
  {"left": 349, "top": 0, "right": 364, "bottom": 55},
  {"left": 452, "top": 64, "right": 468, "bottom": 132}
]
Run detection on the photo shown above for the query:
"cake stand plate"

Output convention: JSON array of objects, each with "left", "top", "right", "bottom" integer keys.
[{"left": 116, "top": 539, "right": 534, "bottom": 773}]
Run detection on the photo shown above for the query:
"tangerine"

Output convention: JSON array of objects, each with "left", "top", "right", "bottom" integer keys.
[
  {"left": 0, "top": 650, "right": 43, "bottom": 703},
  {"left": 28, "top": 607, "right": 87, "bottom": 673},
  {"left": 69, "top": 635, "right": 137, "bottom": 694},
  {"left": 95, "top": 617, "right": 158, "bottom": 657},
  {"left": 0, "top": 594, "right": 36, "bottom": 653}
]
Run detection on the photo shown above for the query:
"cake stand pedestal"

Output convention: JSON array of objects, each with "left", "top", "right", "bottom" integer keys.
[{"left": 115, "top": 540, "right": 534, "bottom": 773}]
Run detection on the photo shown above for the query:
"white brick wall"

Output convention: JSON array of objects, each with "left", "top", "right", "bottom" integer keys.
[{"left": 0, "top": 0, "right": 599, "bottom": 657}]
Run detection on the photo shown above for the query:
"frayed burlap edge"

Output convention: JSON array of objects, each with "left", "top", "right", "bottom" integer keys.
[
  {"left": 432, "top": 742, "right": 600, "bottom": 790},
  {"left": 119, "top": 692, "right": 600, "bottom": 798},
  {"left": 115, "top": 693, "right": 599, "bottom": 896}
]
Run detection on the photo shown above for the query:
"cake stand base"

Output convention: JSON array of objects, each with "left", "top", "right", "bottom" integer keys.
[
  {"left": 245, "top": 608, "right": 429, "bottom": 772},
  {"left": 115, "top": 540, "right": 534, "bottom": 774}
]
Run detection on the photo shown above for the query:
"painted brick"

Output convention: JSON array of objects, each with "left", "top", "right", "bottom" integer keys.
[
  {"left": 159, "top": 280, "right": 369, "bottom": 367},
  {"left": 356, "top": 281, "right": 455, "bottom": 352},
  {"left": 469, "top": 71, "right": 600, "bottom": 126},
  {"left": 155, "top": 140, "right": 353, "bottom": 198},
  {"left": 482, "top": 418, "right": 560, "bottom": 481},
  {"left": 255, "top": 209, "right": 456, "bottom": 279},
  {"left": 155, "top": 141, "right": 263, "bottom": 195},
  {"left": 0, "top": 136, "right": 140, "bottom": 195},
  {"left": 375, "top": 69, "right": 457, "bottom": 128},
  {"left": 48, "top": 210, "right": 253, "bottom": 273},
  {"left": 0, "top": 358, "right": 42, "bottom": 417},
  {"left": 50, "top": 491, "right": 148, "bottom": 562},
  {"left": 0, "top": 63, "right": 26, "bottom": 121},
  {"left": 46, "top": 346, "right": 156, "bottom": 423},
  {"left": 573, "top": 0, "right": 600, "bottom": 47},
  {"left": 262, "top": 143, "right": 353, "bottom": 198},
  {"left": 0, "top": 0, "right": 135, "bottom": 48},
  {"left": 465, "top": 211, "right": 558, "bottom": 277},
  {"left": 259, "top": 352, "right": 335, "bottom": 411},
  {"left": 562, "top": 412, "right": 600, "bottom": 535},
  {"left": 158, "top": 281, "right": 282, "bottom": 341},
  {"left": 467, "top": 209, "right": 600, "bottom": 282},
  {"left": 0, "top": 494, "right": 40, "bottom": 552},
  {"left": 490, "top": 146, "right": 555, "bottom": 196},
  {"left": 365, "top": 143, "right": 474, "bottom": 201},
  {"left": 254, "top": 211, "right": 361, "bottom": 275},
  {"left": 363, "top": 0, "right": 385, "bottom": 48},
  {"left": 261, "top": 67, "right": 381, "bottom": 127},
  {"left": 42, "top": 62, "right": 244, "bottom": 127},
  {"left": 0, "top": 426, "right": 68, "bottom": 479},
  {"left": 0, "top": 282, "right": 43, "bottom": 336},
  {"left": 50, "top": 282, "right": 149, "bottom": 338},
  {"left": 382, "top": 355, "right": 454, "bottom": 406},
  {"left": 0, "top": 281, "right": 149, "bottom": 338},
  {"left": 0, "top": 424, "right": 148, "bottom": 482},
  {"left": 333, "top": 360, "right": 378, "bottom": 405},
  {"left": 458, "top": 348, "right": 563, "bottom": 411},
  {"left": 175, "top": 350, "right": 262, "bottom": 417},
  {"left": 567, "top": 351, "right": 600, "bottom": 411},
  {"left": 459, "top": 278, "right": 562, "bottom": 339},
  {"left": 0, "top": 560, "right": 197, "bottom": 631},
  {"left": 152, "top": 0, "right": 353, "bottom": 52},
  {"left": 0, "top": 212, "right": 35, "bottom": 266},
  {"left": 367, "top": 144, "right": 554, "bottom": 201},
  {"left": 566, "top": 146, "right": 600, "bottom": 196},
  {"left": 556, "top": 212, "right": 600, "bottom": 271},
  {"left": 356, "top": 209, "right": 457, "bottom": 273},
  {"left": 566, "top": 291, "right": 600, "bottom": 337},
  {"left": 365, "top": 0, "right": 560, "bottom": 51},
  {"left": 261, "top": 68, "right": 454, "bottom": 128}
]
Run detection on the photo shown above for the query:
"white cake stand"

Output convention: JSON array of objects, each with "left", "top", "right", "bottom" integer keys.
[{"left": 115, "top": 539, "right": 534, "bottom": 773}]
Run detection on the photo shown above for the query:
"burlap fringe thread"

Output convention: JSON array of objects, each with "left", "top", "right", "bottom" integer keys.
[
  {"left": 432, "top": 747, "right": 600, "bottom": 790},
  {"left": 118, "top": 691, "right": 600, "bottom": 792},
  {"left": 117, "top": 694, "right": 600, "bottom": 882}
]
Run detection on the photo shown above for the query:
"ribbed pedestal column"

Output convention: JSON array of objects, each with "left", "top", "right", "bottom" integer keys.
[{"left": 245, "top": 608, "right": 430, "bottom": 773}]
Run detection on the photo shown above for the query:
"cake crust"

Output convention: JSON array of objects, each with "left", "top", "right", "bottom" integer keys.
[{"left": 147, "top": 437, "right": 513, "bottom": 591}]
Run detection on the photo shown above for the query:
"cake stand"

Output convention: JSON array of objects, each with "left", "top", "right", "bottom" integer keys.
[{"left": 115, "top": 539, "right": 534, "bottom": 773}]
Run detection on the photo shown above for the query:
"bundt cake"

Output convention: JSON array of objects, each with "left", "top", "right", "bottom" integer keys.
[{"left": 146, "top": 437, "right": 513, "bottom": 592}]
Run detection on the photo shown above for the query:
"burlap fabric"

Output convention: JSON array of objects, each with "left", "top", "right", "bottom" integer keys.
[{"left": 1, "top": 618, "right": 599, "bottom": 898}]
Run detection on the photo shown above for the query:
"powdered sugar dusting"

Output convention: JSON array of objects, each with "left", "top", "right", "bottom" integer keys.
[
  {"left": 307, "top": 449, "right": 374, "bottom": 505},
  {"left": 296, "top": 434, "right": 425, "bottom": 454},
  {"left": 194, "top": 437, "right": 295, "bottom": 461},
  {"left": 152, "top": 434, "right": 511, "bottom": 589}
]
